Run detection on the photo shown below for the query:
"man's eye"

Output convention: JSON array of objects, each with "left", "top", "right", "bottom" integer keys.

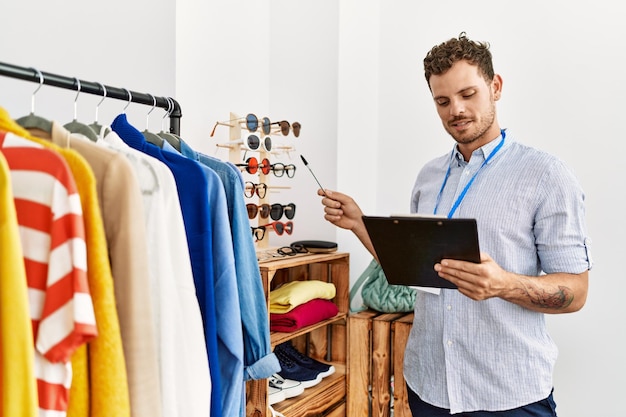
[
  {"left": 462, "top": 91, "right": 476, "bottom": 99},
  {"left": 436, "top": 100, "right": 449, "bottom": 106}
]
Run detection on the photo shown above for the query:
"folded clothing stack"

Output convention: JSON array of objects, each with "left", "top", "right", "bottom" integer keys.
[
  {"left": 270, "top": 280, "right": 338, "bottom": 332},
  {"left": 270, "top": 298, "right": 338, "bottom": 332}
]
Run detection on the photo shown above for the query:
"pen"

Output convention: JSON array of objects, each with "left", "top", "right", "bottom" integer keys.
[{"left": 300, "top": 154, "right": 327, "bottom": 196}]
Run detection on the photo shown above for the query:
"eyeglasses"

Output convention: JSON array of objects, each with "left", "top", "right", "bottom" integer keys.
[
  {"left": 277, "top": 243, "right": 309, "bottom": 256},
  {"left": 271, "top": 121, "right": 301, "bottom": 137},
  {"left": 235, "top": 157, "right": 271, "bottom": 175},
  {"left": 251, "top": 226, "right": 266, "bottom": 241},
  {"left": 270, "top": 163, "right": 296, "bottom": 178},
  {"left": 244, "top": 181, "right": 268, "bottom": 199},
  {"left": 210, "top": 113, "right": 272, "bottom": 136}
]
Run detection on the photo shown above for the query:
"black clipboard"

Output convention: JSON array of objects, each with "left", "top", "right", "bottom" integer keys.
[{"left": 362, "top": 215, "right": 481, "bottom": 289}]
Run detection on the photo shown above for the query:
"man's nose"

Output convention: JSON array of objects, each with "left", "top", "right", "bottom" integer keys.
[{"left": 449, "top": 99, "right": 465, "bottom": 116}]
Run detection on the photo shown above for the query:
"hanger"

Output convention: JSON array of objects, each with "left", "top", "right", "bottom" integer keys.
[
  {"left": 15, "top": 67, "right": 53, "bottom": 133},
  {"left": 88, "top": 82, "right": 111, "bottom": 139},
  {"left": 63, "top": 77, "right": 99, "bottom": 142},
  {"left": 142, "top": 94, "right": 165, "bottom": 147},
  {"left": 157, "top": 97, "right": 182, "bottom": 152}
]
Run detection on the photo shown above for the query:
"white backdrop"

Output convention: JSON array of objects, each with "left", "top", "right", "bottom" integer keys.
[{"left": 1, "top": 0, "right": 623, "bottom": 415}]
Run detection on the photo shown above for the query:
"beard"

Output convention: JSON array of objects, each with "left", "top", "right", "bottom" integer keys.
[{"left": 445, "top": 101, "right": 497, "bottom": 146}]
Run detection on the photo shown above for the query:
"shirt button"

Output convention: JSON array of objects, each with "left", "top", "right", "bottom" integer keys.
[
  {"left": 446, "top": 305, "right": 452, "bottom": 310},
  {"left": 447, "top": 340, "right": 453, "bottom": 347}
]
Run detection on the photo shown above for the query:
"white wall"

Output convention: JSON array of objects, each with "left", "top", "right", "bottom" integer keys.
[
  {"left": 338, "top": 1, "right": 625, "bottom": 416},
  {"left": 0, "top": 0, "right": 176, "bottom": 133},
  {"left": 1, "top": 1, "right": 623, "bottom": 416}
]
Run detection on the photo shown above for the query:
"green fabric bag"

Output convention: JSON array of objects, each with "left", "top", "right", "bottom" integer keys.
[{"left": 349, "top": 258, "right": 417, "bottom": 313}]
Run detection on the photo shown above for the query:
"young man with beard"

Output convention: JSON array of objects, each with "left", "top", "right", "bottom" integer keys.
[{"left": 318, "top": 33, "right": 592, "bottom": 416}]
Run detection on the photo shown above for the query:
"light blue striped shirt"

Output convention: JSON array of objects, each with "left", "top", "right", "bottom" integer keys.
[{"left": 404, "top": 130, "right": 592, "bottom": 413}]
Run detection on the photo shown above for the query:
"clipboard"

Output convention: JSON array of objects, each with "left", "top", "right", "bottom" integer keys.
[{"left": 362, "top": 215, "right": 481, "bottom": 289}]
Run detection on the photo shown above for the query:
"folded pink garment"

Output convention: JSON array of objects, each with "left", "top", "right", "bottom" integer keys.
[{"left": 270, "top": 298, "right": 339, "bottom": 332}]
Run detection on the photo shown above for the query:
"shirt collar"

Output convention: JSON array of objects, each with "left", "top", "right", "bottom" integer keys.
[{"left": 452, "top": 128, "right": 510, "bottom": 166}]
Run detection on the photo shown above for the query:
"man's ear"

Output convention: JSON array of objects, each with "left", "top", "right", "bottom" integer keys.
[{"left": 492, "top": 74, "right": 503, "bottom": 101}]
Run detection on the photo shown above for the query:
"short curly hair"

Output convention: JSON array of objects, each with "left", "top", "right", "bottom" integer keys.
[{"left": 423, "top": 32, "right": 494, "bottom": 86}]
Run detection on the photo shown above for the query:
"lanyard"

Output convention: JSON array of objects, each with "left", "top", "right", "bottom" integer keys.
[{"left": 434, "top": 129, "right": 506, "bottom": 218}]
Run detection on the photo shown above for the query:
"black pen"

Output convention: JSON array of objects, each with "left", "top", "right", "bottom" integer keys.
[{"left": 300, "top": 154, "right": 327, "bottom": 196}]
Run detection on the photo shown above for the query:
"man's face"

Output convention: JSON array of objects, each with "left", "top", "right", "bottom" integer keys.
[{"left": 429, "top": 60, "right": 502, "bottom": 149}]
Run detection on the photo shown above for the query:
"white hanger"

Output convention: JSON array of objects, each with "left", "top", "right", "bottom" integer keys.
[
  {"left": 63, "top": 77, "right": 98, "bottom": 142},
  {"left": 15, "top": 67, "right": 53, "bottom": 132}
]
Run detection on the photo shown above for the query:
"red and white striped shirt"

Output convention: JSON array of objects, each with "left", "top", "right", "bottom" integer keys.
[{"left": 0, "top": 131, "right": 97, "bottom": 417}]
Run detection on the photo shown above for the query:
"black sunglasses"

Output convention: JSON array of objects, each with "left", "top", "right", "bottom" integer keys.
[{"left": 269, "top": 203, "right": 296, "bottom": 221}]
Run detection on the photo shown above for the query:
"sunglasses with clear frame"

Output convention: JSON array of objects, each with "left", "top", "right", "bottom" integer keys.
[
  {"left": 211, "top": 113, "right": 272, "bottom": 136},
  {"left": 244, "top": 181, "right": 268, "bottom": 199}
]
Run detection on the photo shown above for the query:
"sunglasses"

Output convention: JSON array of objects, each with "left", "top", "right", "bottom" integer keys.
[
  {"left": 246, "top": 203, "right": 271, "bottom": 219},
  {"left": 270, "top": 202, "right": 296, "bottom": 221},
  {"left": 270, "top": 163, "right": 296, "bottom": 178},
  {"left": 244, "top": 182, "right": 268, "bottom": 199},
  {"left": 236, "top": 157, "right": 271, "bottom": 175},
  {"left": 210, "top": 113, "right": 272, "bottom": 136},
  {"left": 271, "top": 120, "right": 301, "bottom": 137},
  {"left": 250, "top": 221, "right": 294, "bottom": 241},
  {"left": 242, "top": 134, "right": 272, "bottom": 152},
  {"left": 267, "top": 221, "right": 294, "bottom": 236},
  {"left": 246, "top": 202, "right": 296, "bottom": 220}
]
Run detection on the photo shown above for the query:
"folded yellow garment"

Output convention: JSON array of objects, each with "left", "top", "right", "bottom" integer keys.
[{"left": 270, "top": 280, "right": 336, "bottom": 314}]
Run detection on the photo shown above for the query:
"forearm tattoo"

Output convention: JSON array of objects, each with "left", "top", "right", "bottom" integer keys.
[{"left": 522, "top": 285, "right": 574, "bottom": 309}]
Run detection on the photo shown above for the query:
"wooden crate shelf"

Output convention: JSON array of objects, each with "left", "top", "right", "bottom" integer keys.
[
  {"left": 347, "top": 310, "right": 414, "bottom": 417},
  {"left": 246, "top": 251, "right": 350, "bottom": 417}
]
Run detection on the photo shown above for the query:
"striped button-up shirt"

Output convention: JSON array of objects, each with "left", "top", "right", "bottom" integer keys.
[{"left": 404, "top": 130, "right": 592, "bottom": 413}]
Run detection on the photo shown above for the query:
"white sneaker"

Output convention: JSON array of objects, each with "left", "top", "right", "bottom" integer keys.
[
  {"left": 269, "top": 374, "right": 305, "bottom": 400},
  {"left": 268, "top": 383, "right": 286, "bottom": 405}
]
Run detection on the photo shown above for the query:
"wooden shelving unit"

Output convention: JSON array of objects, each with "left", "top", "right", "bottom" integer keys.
[{"left": 246, "top": 251, "right": 350, "bottom": 417}]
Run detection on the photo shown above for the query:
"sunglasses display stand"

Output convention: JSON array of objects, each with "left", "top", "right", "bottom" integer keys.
[
  {"left": 219, "top": 113, "right": 352, "bottom": 417},
  {"left": 225, "top": 112, "right": 272, "bottom": 248}
]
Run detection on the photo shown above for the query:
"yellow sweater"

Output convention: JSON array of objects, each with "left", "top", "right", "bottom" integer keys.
[{"left": 0, "top": 151, "right": 38, "bottom": 417}]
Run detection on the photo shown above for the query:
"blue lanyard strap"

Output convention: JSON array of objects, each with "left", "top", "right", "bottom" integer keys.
[{"left": 434, "top": 129, "right": 506, "bottom": 218}]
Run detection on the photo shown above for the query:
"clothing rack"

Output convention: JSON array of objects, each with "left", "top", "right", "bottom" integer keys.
[{"left": 0, "top": 61, "right": 182, "bottom": 135}]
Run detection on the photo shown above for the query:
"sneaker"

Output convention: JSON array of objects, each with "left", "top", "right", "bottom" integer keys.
[
  {"left": 276, "top": 341, "right": 336, "bottom": 379},
  {"left": 269, "top": 374, "right": 304, "bottom": 401},
  {"left": 275, "top": 347, "right": 323, "bottom": 388},
  {"left": 268, "top": 381, "right": 286, "bottom": 405}
]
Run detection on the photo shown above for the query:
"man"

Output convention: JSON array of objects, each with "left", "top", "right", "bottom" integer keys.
[{"left": 318, "top": 33, "right": 592, "bottom": 416}]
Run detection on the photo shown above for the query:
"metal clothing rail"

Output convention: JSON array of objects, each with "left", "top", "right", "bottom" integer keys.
[{"left": 0, "top": 61, "right": 182, "bottom": 135}]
